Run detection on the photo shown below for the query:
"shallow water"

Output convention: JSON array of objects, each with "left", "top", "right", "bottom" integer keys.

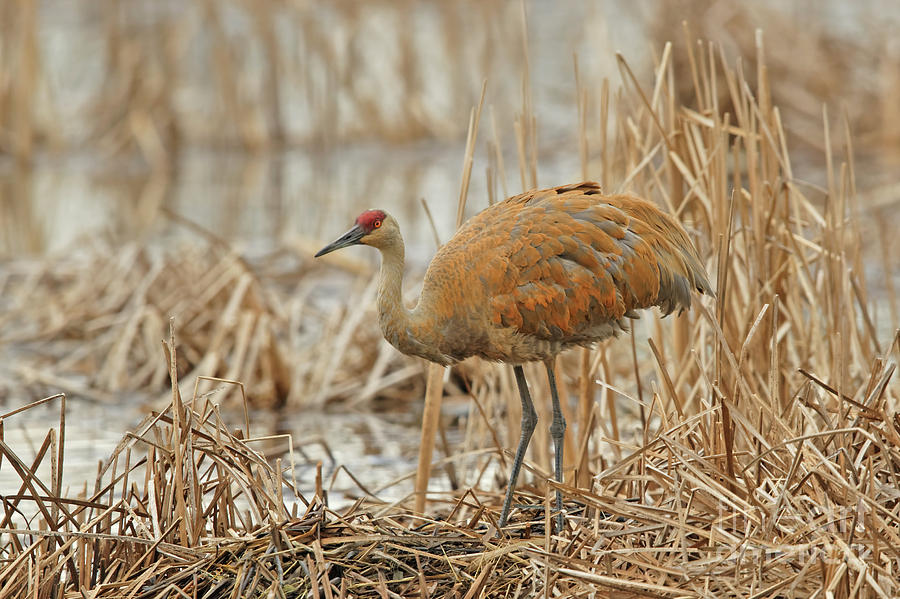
[{"left": 0, "top": 397, "right": 432, "bottom": 511}]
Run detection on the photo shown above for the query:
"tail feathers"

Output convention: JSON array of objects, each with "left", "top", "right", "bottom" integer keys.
[
  {"left": 604, "top": 193, "right": 714, "bottom": 315},
  {"left": 656, "top": 233, "right": 714, "bottom": 316}
]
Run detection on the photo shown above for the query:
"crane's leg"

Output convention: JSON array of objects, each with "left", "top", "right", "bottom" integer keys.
[
  {"left": 498, "top": 365, "right": 538, "bottom": 528},
  {"left": 545, "top": 359, "right": 566, "bottom": 533}
]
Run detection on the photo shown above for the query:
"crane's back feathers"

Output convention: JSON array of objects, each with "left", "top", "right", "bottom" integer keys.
[{"left": 408, "top": 182, "right": 712, "bottom": 364}]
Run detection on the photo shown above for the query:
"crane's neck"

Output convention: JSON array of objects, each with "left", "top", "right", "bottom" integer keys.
[
  {"left": 375, "top": 236, "right": 409, "bottom": 324},
  {"left": 374, "top": 236, "right": 447, "bottom": 365}
]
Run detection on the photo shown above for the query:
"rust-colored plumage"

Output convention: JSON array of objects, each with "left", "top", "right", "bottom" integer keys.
[{"left": 316, "top": 181, "right": 713, "bottom": 530}]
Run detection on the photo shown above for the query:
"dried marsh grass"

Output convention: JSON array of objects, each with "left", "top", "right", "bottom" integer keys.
[
  {"left": 648, "top": 1, "right": 900, "bottom": 166},
  {"left": 2, "top": 21, "right": 900, "bottom": 599},
  {"left": 0, "top": 231, "right": 424, "bottom": 410}
]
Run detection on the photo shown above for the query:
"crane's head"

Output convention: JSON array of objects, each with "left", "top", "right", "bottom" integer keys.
[{"left": 315, "top": 209, "right": 396, "bottom": 257}]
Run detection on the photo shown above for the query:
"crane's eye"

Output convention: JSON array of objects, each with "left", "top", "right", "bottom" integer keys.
[{"left": 373, "top": 220, "right": 382, "bottom": 229}]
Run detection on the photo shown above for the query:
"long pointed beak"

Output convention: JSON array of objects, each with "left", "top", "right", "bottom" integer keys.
[{"left": 315, "top": 224, "right": 365, "bottom": 258}]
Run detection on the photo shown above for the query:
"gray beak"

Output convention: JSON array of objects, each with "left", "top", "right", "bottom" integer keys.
[{"left": 315, "top": 224, "right": 365, "bottom": 257}]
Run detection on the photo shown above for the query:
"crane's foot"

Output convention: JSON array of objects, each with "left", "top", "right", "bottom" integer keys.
[{"left": 496, "top": 498, "right": 573, "bottom": 535}]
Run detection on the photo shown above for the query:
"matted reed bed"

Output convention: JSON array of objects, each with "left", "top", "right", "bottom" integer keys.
[
  {"left": 1, "top": 339, "right": 898, "bottom": 597},
  {"left": 2, "top": 26, "right": 900, "bottom": 599}
]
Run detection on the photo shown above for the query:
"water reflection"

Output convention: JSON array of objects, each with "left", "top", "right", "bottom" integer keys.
[{"left": 1, "top": 144, "right": 584, "bottom": 261}]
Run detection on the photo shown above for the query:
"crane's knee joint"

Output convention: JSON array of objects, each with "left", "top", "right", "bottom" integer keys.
[
  {"left": 521, "top": 410, "right": 538, "bottom": 432},
  {"left": 550, "top": 416, "right": 566, "bottom": 437}
]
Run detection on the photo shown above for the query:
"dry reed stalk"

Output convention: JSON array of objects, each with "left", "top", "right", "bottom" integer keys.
[
  {"left": 9, "top": 0, "right": 38, "bottom": 166},
  {"left": 513, "top": 0, "right": 537, "bottom": 191},
  {"left": 573, "top": 54, "right": 598, "bottom": 493},
  {"left": 414, "top": 80, "right": 487, "bottom": 516}
]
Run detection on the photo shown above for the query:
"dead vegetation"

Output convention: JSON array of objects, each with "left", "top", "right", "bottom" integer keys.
[
  {"left": 0, "top": 233, "right": 429, "bottom": 410},
  {"left": 648, "top": 1, "right": 900, "bottom": 167},
  {"left": 2, "top": 2, "right": 900, "bottom": 598}
]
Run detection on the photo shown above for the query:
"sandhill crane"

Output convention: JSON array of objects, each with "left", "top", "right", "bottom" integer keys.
[{"left": 315, "top": 181, "right": 713, "bottom": 531}]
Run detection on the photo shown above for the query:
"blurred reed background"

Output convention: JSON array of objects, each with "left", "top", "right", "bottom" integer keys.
[{"left": 2, "top": 0, "right": 899, "bottom": 257}]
